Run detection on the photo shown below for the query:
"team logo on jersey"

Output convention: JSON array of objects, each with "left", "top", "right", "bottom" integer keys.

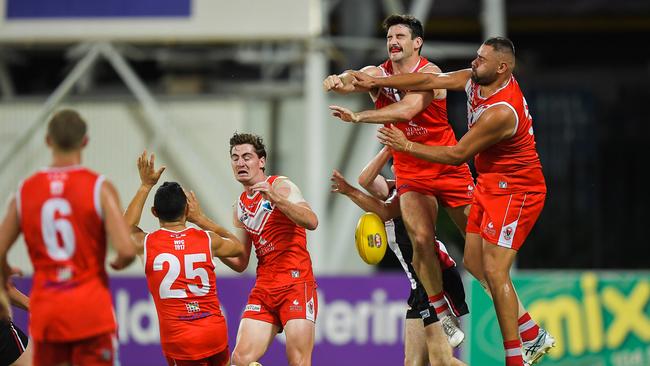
[
  {"left": 306, "top": 297, "right": 315, "bottom": 321},
  {"left": 291, "top": 270, "right": 300, "bottom": 278},
  {"left": 499, "top": 181, "right": 508, "bottom": 189},
  {"left": 245, "top": 304, "right": 261, "bottom": 312},
  {"left": 503, "top": 227, "right": 514, "bottom": 241}
]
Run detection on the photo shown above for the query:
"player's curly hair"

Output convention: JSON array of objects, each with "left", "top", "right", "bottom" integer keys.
[{"left": 229, "top": 132, "right": 267, "bottom": 160}]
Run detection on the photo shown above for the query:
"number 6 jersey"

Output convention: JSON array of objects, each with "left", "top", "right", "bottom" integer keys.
[{"left": 17, "top": 166, "right": 115, "bottom": 342}]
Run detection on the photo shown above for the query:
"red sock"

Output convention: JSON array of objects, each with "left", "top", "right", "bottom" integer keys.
[
  {"left": 518, "top": 312, "right": 540, "bottom": 342},
  {"left": 504, "top": 339, "right": 523, "bottom": 366},
  {"left": 428, "top": 292, "right": 451, "bottom": 317}
]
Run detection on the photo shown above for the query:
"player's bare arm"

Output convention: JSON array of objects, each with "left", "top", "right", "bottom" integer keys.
[
  {"left": 358, "top": 146, "right": 392, "bottom": 200},
  {"left": 0, "top": 197, "right": 20, "bottom": 319},
  {"left": 351, "top": 68, "right": 472, "bottom": 92},
  {"left": 124, "top": 151, "right": 166, "bottom": 256},
  {"left": 212, "top": 207, "right": 252, "bottom": 273},
  {"left": 184, "top": 191, "right": 245, "bottom": 259},
  {"left": 378, "top": 105, "right": 517, "bottom": 165},
  {"left": 102, "top": 179, "right": 137, "bottom": 269},
  {"left": 331, "top": 170, "right": 400, "bottom": 221},
  {"left": 329, "top": 90, "right": 434, "bottom": 124},
  {"left": 250, "top": 177, "right": 318, "bottom": 230},
  {"left": 323, "top": 66, "right": 382, "bottom": 94}
]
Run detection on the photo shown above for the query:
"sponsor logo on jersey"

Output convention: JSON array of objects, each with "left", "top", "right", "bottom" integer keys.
[
  {"left": 261, "top": 200, "right": 273, "bottom": 211},
  {"left": 185, "top": 301, "right": 200, "bottom": 313},
  {"left": 291, "top": 270, "right": 300, "bottom": 278},
  {"left": 245, "top": 304, "right": 261, "bottom": 312},
  {"left": 290, "top": 298, "right": 303, "bottom": 312},
  {"left": 499, "top": 181, "right": 508, "bottom": 189},
  {"left": 485, "top": 222, "right": 496, "bottom": 236}
]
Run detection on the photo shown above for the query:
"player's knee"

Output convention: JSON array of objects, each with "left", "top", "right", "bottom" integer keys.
[
  {"left": 286, "top": 346, "right": 311, "bottom": 366},
  {"left": 462, "top": 256, "right": 481, "bottom": 278},
  {"left": 231, "top": 349, "right": 254, "bottom": 366},
  {"left": 411, "top": 232, "right": 434, "bottom": 251},
  {"left": 483, "top": 263, "right": 508, "bottom": 284}
]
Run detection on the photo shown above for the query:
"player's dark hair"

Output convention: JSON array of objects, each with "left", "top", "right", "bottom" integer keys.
[
  {"left": 229, "top": 133, "right": 267, "bottom": 160},
  {"left": 47, "top": 109, "right": 87, "bottom": 151},
  {"left": 483, "top": 37, "right": 515, "bottom": 57},
  {"left": 382, "top": 14, "right": 424, "bottom": 40},
  {"left": 153, "top": 182, "right": 187, "bottom": 222}
]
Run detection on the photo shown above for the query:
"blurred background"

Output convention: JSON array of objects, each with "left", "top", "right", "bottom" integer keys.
[{"left": 1, "top": 1, "right": 648, "bottom": 365}]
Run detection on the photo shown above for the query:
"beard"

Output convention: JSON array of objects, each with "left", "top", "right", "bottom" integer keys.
[{"left": 471, "top": 68, "right": 497, "bottom": 85}]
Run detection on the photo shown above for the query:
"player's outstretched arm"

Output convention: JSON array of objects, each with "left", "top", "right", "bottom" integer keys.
[
  {"left": 0, "top": 197, "right": 21, "bottom": 319},
  {"left": 251, "top": 178, "right": 318, "bottom": 230},
  {"left": 358, "top": 146, "right": 392, "bottom": 200},
  {"left": 102, "top": 180, "right": 137, "bottom": 270},
  {"left": 323, "top": 66, "right": 382, "bottom": 94},
  {"left": 351, "top": 68, "right": 472, "bottom": 92},
  {"left": 329, "top": 90, "right": 434, "bottom": 124},
  {"left": 331, "top": 170, "right": 400, "bottom": 221},
  {"left": 377, "top": 106, "right": 517, "bottom": 165}
]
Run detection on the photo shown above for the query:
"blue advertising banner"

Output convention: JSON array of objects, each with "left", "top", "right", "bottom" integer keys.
[
  {"left": 6, "top": 0, "right": 191, "bottom": 19},
  {"left": 12, "top": 274, "right": 418, "bottom": 366}
]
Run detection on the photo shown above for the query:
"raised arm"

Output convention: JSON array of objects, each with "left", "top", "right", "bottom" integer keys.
[
  {"left": 124, "top": 151, "right": 165, "bottom": 256},
  {"left": 331, "top": 170, "right": 400, "bottom": 222},
  {"left": 378, "top": 105, "right": 517, "bottom": 165},
  {"left": 250, "top": 177, "right": 318, "bottom": 231},
  {"left": 185, "top": 191, "right": 246, "bottom": 263},
  {"left": 351, "top": 68, "right": 472, "bottom": 92},
  {"left": 358, "top": 146, "right": 393, "bottom": 200},
  {"left": 323, "top": 66, "right": 383, "bottom": 94}
]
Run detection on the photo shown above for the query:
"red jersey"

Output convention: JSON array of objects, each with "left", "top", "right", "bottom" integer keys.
[
  {"left": 375, "top": 57, "right": 469, "bottom": 180},
  {"left": 144, "top": 227, "right": 227, "bottom": 360},
  {"left": 465, "top": 76, "right": 546, "bottom": 194},
  {"left": 17, "top": 166, "right": 115, "bottom": 342},
  {"left": 237, "top": 175, "right": 314, "bottom": 288}
]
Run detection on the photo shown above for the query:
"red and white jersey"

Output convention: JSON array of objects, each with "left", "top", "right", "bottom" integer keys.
[
  {"left": 465, "top": 76, "right": 546, "bottom": 194},
  {"left": 17, "top": 166, "right": 115, "bottom": 342},
  {"left": 375, "top": 57, "right": 470, "bottom": 180},
  {"left": 144, "top": 227, "right": 227, "bottom": 359},
  {"left": 236, "top": 175, "right": 314, "bottom": 288}
]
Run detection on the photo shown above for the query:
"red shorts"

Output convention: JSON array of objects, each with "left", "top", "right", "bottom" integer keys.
[
  {"left": 242, "top": 281, "right": 318, "bottom": 329},
  {"left": 396, "top": 170, "right": 474, "bottom": 208},
  {"left": 33, "top": 331, "right": 117, "bottom": 366},
  {"left": 166, "top": 346, "right": 230, "bottom": 366},
  {"left": 466, "top": 190, "right": 545, "bottom": 250}
]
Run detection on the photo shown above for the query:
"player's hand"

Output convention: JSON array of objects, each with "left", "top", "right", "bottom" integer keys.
[
  {"left": 110, "top": 255, "right": 134, "bottom": 271},
  {"left": 329, "top": 105, "right": 361, "bottom": 123},
  {"left": 350, "top": 70, "right": 380, "bottom": 89},
  {"left": 330, "top": 169, "right": 354, "bottom": 195},
  {"left": 250, "top": 181, "right": 281, "bottom": 204},
  {"left": 186, "top": 190, "right": 204, "bottom": 224},
  {"left": 323, "top": 74, "right": 345, "bottom": 92},
  {"left": 8, "top": 267, "right": 23, "bottom": 278},
  {"left": 137, "top": 150, "right": 166, "bottom": 189},
  {"left": 378, "top": 125, "right": 410, "bottom": 152}
]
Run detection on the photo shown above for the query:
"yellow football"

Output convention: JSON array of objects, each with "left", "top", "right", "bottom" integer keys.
[{"left": 354, "top": 212, "right": 388, "bottom": 265}]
